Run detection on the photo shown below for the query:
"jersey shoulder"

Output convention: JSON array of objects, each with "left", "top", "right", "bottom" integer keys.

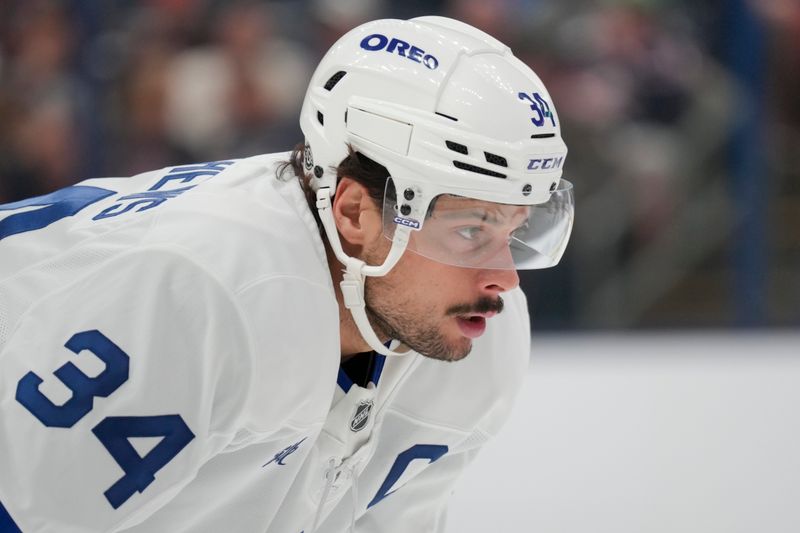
[
  {"left": 138, "top": 153, "right": 332, "bottom": 295},
  {"left": 1, "top": 151, "right": 333, "bottom": 308}
]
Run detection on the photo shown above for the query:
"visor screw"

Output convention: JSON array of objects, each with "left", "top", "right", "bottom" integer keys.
[
  {"left": 550, "top": 182, "right": 557, "bottom": 192},
  {"left": 400, "top": 204, "right": 412, "bottom": 216},
  {"left": 403, "top": 188, "right": 415, "bottom": 201},
  {"left": 314, "top": 165, "right": 324, "bottom": 178},
  {"left": 522, "top": 183, "right": 532, "bottom": 196}
]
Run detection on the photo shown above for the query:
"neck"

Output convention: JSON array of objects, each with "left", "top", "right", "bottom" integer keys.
[{"left": 325, "top": 241, "right": 380, "bottom": 362}]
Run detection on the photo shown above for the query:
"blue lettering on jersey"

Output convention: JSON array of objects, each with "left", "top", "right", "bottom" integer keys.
[
  {"left": 15, "top": 330, "right": 195, "bottom": 509},
  {"left": 0, "top": 160, "right": 236, "bottom": 235},
  {"left": 93, "top": 186, "right": 195, "bottom": 220},
  {"left": 262, "top": 437, "right": 307, "bottom": 467},
  {"left": 0, "top": 499, "right": 22, "bottom": 533},
  {"left": 0, "top": 185, "right": 115, "bottom": 240},
  {"left": 93, "top": 415, "right": 195, "bottom": 509},
  {"left": 96, "top": 160, "right": 235, "bottom": 220},
  {"left": 368, "top": 444, "right": 449, "bottom": 508},
  {"left": 149, "top": 161, "right": 234, "bottom": 191},
  {"left": 16, "top": 330, "right": 130, "bottom": 428},
  {"left": 360, "top": 34, "right": 439, "bottom": 70}
]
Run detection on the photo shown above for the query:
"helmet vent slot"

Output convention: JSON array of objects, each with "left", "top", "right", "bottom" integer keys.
[
  {"left": 324, "top": 71, "right": 347, "bottom": 91},
  {"left": 453, "top": 161, "right": 506, "bottom": 179},
  {"left": 436, "top": 112, "right": 459, "bottom": 122},
  {"left": 317, "top": 111, "right": 324, "bottom": 125},
  {"left": 446, "top": 141, "right": 469, "bottom": 155},
  {"left": 484, "top": 152, "right": 508, "bottom": 167},
  {"left": 531, "top": 133, "right": 555, "bottom": 139}
]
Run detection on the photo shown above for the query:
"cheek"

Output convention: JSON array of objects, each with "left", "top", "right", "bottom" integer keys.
[
  {"left": 360, "top": 235, "right": 390, "bottom": 267},
  {"left": 391, "top": 254, "right": 469, "bottom": 297}
]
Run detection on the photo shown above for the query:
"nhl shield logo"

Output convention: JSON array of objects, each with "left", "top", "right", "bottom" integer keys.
[{"left": 350, "top": 400, "right": 374, "bottom": 432}]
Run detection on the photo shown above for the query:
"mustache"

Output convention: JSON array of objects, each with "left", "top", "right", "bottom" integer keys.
[{"left": 446, "top": 296, "right": 504, "bottom": 316}]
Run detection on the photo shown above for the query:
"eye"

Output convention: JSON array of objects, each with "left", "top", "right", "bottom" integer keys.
[{"left": 456, "top": 226, "right": 484, "bottom": 241}]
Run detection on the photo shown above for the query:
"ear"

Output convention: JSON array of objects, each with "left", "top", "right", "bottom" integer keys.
[{"left": 332, "top": 177, "right": 383, "bottom": 251}]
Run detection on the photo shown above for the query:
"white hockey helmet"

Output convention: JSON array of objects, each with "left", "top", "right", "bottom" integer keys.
[{"left": 299, "top": 16, "right": 573, "bottom": 355}]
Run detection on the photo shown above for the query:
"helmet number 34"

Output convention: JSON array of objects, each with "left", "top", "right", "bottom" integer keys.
[{"left": 518, "top": 92, "right": 557, "bottom": 128}]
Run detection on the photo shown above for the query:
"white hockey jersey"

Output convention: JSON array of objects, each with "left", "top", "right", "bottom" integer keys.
[{"left": 0, "top": 153, "right": 531, "bottom": 533}]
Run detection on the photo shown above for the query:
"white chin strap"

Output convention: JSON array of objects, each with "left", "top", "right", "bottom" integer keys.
[{"left": 316, "top": 187, "right": 413, "bottom": 357}]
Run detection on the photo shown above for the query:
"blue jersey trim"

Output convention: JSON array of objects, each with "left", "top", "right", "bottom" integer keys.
[
  {"left": 371, "top": 353, "right": 387, "bottom": 386},
  {"left": 0, "top": 499, "right": 22, "bottom": 533},
  {"left": 367, "top": 444, "right": 449, "bottom": 508},
  {"left": 337, "top": 345, "right": 389, "bottom": 393},
  {"left": 337, "top": 367, "right": 354, "bottom": 393}
]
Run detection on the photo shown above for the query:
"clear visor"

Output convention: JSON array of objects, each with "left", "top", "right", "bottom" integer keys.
[{"left": 383, "top": 179, "right": 574, "bottom": 270}]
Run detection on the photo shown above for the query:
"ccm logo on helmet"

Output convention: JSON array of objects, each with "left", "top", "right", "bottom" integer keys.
[
  {"left": 360, "top": 34, "right": 439, "bottom": 70},
  {"left": 393, "top": 216, "right": 421, "bottom": 229},
  {"left": 527, "top": 156, "right": 565, "bottom": 172}
]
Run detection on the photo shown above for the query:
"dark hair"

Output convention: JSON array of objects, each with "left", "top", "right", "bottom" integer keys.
[{"left": 277, "top": 142, "right": 394, "bottom": 232}]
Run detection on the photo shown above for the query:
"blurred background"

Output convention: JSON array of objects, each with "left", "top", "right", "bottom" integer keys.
[
  {"left": 1, "top": 2, "right": 799, "bottom": 532},
  {"left": 0, "top": 0, "right": 797, "bottom": 332}
]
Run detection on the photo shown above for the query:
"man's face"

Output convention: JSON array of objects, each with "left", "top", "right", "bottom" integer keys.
[{"left": 360, "top": 197, "right": 521, "bottom": 362}]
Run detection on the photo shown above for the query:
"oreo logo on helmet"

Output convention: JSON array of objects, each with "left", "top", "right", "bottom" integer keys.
[{"left": 360, "top": 34, "right": 439, "bottom": 70}]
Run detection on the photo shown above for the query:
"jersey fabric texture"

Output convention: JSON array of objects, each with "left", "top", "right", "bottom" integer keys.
[{"left": 0, "top": 153, "right": 531, "bottom": 533}]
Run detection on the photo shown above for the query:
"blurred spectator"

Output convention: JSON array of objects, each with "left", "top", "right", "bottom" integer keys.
[
  {"left": 523, "top": 3, "right": 738, "bottom": 327},
  {"left": 310, "top": 0, "right": 388, "bottom": 52},
  {"left": 109, "top": 34, "right": 193, "bottom": 175},
  {"left": 0, "top": 1, "right": 85, "bottom": 201},
  {"left": 749, "top": 0, "right": 800, "bottom": 324},
  {"left": 445, "top": 0, "right": 515, "bottom": 44},
  {"left": 165, "top": 1, "right": 312, "bottom": 160}
]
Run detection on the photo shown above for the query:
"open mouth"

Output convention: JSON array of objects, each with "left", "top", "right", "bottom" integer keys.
[{"left": 455, "top": 315, "right": 488, "bottom": 338}]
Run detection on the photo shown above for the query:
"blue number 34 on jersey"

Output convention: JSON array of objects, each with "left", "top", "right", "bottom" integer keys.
[{"left": 15, "top": 329, "right": 195, "bottom": 509}]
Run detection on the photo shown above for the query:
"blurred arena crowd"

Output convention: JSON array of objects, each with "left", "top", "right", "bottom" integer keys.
[{"left": 1, "top": 0, "right": 798, "bottom": 330}]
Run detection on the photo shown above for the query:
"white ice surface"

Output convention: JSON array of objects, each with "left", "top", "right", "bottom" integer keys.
[{"left": 447, "top": 332, "right": 800, "bottom": 533}]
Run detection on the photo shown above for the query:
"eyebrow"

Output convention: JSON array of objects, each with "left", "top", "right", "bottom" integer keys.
[
  {"left": 434, "top": 206, "right": 530, "bottom": 228},
  {"left": 435, "top": 209, "right": 502, "bottom": 225}
]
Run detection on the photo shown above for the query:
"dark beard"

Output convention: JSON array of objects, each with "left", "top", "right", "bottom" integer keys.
[
  {"left": 364, "top": 304, "right": 466, "bottom": 362},
  {"left": 364, "top": 293, "right": 504, "bottom": 362}
]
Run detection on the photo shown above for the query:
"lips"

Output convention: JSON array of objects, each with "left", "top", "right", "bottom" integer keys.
[{"left": 455, "top": 313, "right": 495, "bottom": 338}]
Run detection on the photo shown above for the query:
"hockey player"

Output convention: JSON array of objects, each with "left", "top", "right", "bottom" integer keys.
[{"left": 0, "top": 16, "right": 573, "bottom": 533}]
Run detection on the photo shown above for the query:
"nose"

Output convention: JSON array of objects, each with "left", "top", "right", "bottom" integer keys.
[
  {"left": 477, "top": 240, "right": 520, "bottom": 293},
  {"left": 478, "top": 266, "right": 520, "bottom": 294}
]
